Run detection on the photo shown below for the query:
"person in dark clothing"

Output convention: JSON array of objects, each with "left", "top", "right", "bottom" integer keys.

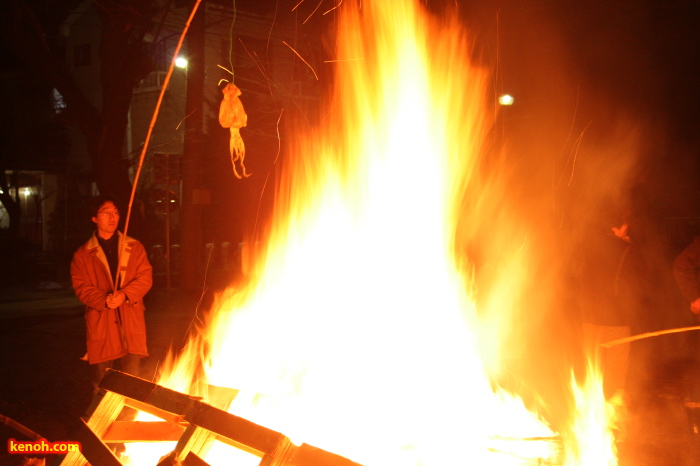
[
  {"left": 577, "top": 217, "right": 648, "bottom": 401},
  {"left": 673, "top": 236, "right": 700, "bottom": 434},
  {"left": 674, "top": 236, "right": 700, "bottom": 316}
]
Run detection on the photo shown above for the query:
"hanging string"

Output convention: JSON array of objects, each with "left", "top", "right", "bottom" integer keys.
[{"left": 229, "top": 0, "right": 237, "bottom": 82}]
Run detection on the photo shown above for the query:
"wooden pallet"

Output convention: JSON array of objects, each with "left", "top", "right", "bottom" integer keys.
[{"left": 56, "top": 369, "right": 361, "bottom": 466}]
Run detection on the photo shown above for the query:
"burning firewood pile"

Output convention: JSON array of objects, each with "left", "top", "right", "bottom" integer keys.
[{"left": 59, "top": 369, "right": 362, "bottom": 466}]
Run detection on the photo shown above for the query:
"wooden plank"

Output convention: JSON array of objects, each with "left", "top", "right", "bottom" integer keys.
[
  {"left": 57, "top": 446, "right": 88, "bottom": 466},
  {"left": 102, "top": 420, "right": 186, "bottom": 442},
  {"left": 64, "top": 418, "right": 123, "bottom": 466},
  {"left": 209, "top": 433, "right": 265, "bottom": 458},
  {"left": 166, "top": 385, "right": 237, "bottom": 461},
  {"left": 99, "top": 370, "right": 157, "bottom": 402},
  {"left": 60, "top": 390, "right": 127, "bottom": 466},
  {"left": 155, "top": 451, "right": 180, "bottom": 466},
  {"left": 175, "top": 382, "right": 239, "bottom": 463},
  {"left": 124, "top": 398, "right": 184, "bottom": 424},
  {"left": 99, "top": 370, "right": 197, "bottom": 417},
  {"left": 182, "top": 451, "right": 212, "bottom": 466},
  {"left": 117, "top": 384, "right": 235, "bottom": 423},
  {"left": 169, "top": 424, "right": 218, "bottom": 463},
  {"left": 158, "top": 452, "right": 210, "bottom": 466},
  {"left": 85, "top": 390, "right": 127, "bottom": 436},
  {"left": 185, "top": 400, "right": 286, "bottom": 455},
  {"left": 260, "top": 436, "right": 297, "bottom": 466},
  {"left": 155, "top": 451, "right": 212, "bottom": 466},
  {"left": 291, "top": 443, "right": 363, "bottom": 466}
]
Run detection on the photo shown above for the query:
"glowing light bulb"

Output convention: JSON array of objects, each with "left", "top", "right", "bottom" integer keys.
[{"left": 498, "top": 94, "right": 514, "bottom": 106}]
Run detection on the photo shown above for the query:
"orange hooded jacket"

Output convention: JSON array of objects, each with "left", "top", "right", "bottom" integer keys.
[{"left": 71, "top": 232, "right": 153, "bottom": 364}]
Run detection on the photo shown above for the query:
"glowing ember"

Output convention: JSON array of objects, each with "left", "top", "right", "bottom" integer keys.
[{"left": 127, "top": 1, "right": 619, "bottom": 465}]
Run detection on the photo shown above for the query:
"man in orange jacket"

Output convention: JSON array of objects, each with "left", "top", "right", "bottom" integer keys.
[{"left": 71, "top": 196, "right": 153, "bottom": 391}]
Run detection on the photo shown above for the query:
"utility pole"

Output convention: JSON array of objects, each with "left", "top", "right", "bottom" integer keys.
[{"left": 180, "top": 2, "right": 205, "bottom": 291}]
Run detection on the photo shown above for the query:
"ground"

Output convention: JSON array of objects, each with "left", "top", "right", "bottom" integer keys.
[
  {"left": 1, "top": 282, "right": 700, "bottom": 465},
  {"left": 0, "top": 282, "right": 203, "bottom": 466}
]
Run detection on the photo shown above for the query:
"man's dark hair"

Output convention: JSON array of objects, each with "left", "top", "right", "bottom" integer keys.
[{"left": 88, "top": 195, "right": 121, "bottom": 218}]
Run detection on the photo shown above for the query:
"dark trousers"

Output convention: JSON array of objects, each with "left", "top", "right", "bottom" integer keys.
[
  {"left": 91, "top": 353, "right": 141, "bottom": 392},
  {"left": 684, "top": 333, "right": 700, "bottom": 435},
  {"left": 92, "top": 353, "right": 141, "bottom": 422}
]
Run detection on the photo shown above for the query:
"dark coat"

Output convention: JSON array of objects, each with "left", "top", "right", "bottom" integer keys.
[
  {"left": 674, "top": 235, "right": 700, "bottom": 304},
  {"left": 71, "top": 232, "right": 152, "bottom": 364},
  {"left": 578, "top": 232, "right": 646, "bottom": 327}
]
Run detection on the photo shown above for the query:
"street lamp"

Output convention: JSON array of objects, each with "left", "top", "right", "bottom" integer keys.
[{"left": 499, "top": 94, "right": 514, "bottom": 106}]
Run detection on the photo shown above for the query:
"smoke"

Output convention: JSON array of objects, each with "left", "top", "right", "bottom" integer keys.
[{"left": 447, "top": 0, "right": 696, "bottom": 427}]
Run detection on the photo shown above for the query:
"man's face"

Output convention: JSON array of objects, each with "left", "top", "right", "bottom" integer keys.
[{"left": 92, "top": 201, "right": 120, "bottom": 239}]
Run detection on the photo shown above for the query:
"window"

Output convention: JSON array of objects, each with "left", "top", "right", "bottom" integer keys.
[{"left": 52, "top": 88, "right": 66, "bottom": 114}]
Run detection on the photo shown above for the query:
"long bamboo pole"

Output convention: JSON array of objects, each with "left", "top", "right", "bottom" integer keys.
[
  {"left": 600, "top": 325, "right": 700, "bottom": 348},
  {"left": 115, "top": 0, "right": 203, "bottom": 292},
  {"left": 122, "top": 0, "right": 204, "bottom": 242}
]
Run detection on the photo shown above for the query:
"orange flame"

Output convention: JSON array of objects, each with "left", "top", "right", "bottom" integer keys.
[
  {"left": 126, "top": 1, "right": 620, "bottom": 465},
  {"left": 564, "top": 359, "right": 621, "bottom": 466}
]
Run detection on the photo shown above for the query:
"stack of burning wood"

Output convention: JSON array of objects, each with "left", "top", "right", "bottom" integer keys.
[{"left": 59, "top": 369, "right": 361, "bottom": 466}]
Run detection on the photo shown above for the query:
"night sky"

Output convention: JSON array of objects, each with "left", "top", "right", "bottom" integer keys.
[
  {"left": 556, "top": 0, "right": 699, "bottom": 143},
  {"left": 458, "top": 0, "right": 700, "bottom": 218},
  {"left": 2, "top": 0, "right": 699, "bottom": 233}
]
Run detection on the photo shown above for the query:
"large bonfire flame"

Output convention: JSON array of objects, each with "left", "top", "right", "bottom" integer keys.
[{"left": 128, "top": 1, "right": 620, "bottom": 464}]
